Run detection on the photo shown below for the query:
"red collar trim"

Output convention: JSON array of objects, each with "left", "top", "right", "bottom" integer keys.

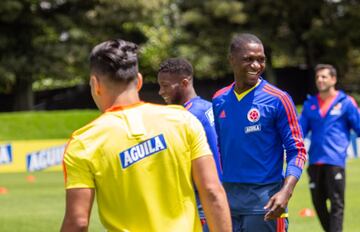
[{"left": 105, "top": 101, "right": 145, "bottom": 112}]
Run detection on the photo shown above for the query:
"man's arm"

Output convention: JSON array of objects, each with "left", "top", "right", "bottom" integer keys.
[
  {"left": 265, "top": 93, "right": 307, "bottom": 220},
  {"left": 346, "top": 96, "right": 360, "bottom": 135},
  {"left": 264, "top": 176, "right": 297, "bottom": 220},
  {"left": 60, "top": 188, "right": 95, "bottom": 232},
  {"left": 192, "top": 155, "right": 231, "bottom": 232}
]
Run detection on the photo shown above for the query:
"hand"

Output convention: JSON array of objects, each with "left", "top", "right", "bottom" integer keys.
[{"left": 263, "top": 189, "right": 291, "bottom": 221}]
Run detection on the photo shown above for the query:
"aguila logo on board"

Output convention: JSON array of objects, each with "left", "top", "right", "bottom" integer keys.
[{"left": 0, "top": 144, "right": 12, "bottom": 165}]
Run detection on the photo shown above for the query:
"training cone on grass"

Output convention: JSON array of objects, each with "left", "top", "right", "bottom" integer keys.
[
  {"left": 26, "top": 175, "right": 36, "bottom": 183},
  {"left": 299, "top": 208, "right": 315, "bottom": 217},
  {"left": 0, "top": 187, "right": 8, "bottom": 195}
]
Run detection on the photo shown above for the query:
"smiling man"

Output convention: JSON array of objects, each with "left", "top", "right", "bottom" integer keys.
[
  {"left": 157, "top": 58, "right": 222, "bottom": 232},
  {"left": 212, "top": 33, "right": 307, "bottom": 232},
  {"left": 300, "top": 64, "right": 360, "bottom": 232}
]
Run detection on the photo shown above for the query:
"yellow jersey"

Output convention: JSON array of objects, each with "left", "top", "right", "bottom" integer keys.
[{"left": 63, "top": 102, "right": 212, "bottom": 232}]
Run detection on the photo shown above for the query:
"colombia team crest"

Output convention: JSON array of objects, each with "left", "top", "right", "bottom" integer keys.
[{"left": 247, "top": 108, "right": 260, "bottom": 123}]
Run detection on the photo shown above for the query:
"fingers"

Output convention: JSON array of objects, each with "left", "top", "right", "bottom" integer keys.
[
  {"left": 264, "top": 207, "right": 284, "bottom": 221},
  {"left": 264, "top": 210, "right": 275, "bottom": 221},
  {"left": 264, "top": 197, "right": 286, "bottom": 221},
  {"left": 264, "top": 197, "right": 274, "bottom": 211}
]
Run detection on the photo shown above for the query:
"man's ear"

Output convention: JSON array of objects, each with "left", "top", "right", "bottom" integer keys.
[
  {"left": 136, "top": 73, "right": 143, "bottom": 91},
  {"left": 90, "top": 75, "right": 101, "bottom": 96},
  {"left": 181, "top": 78, "right": 190, "bottom": 87},
  {"left": 333, "top": 76, "right": 337, "bottom": 85},
  {"left": 228, "top": 54, "right": 234, "bottom": 67}
]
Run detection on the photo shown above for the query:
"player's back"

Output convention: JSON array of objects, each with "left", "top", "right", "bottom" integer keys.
[{"left": 64, "top": 102, "right": 207, "bottom": 232}]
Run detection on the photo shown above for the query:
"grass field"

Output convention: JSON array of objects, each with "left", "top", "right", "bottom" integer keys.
[
  {"left": 0, "top": 110, "right": 99, "bottom": 140},
  {"left": 0, "top": 159, "right": 359, "bottom": 231},
  {"left": 0, "top": 110, "right": 359, "bottom": 231},
  {"left": 0, "top": 172, "right": 103, "bottom": 231}
]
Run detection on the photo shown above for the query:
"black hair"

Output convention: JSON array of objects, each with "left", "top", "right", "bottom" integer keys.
[
  {"left": 90, "top": 39, "right": 139, "bottom": 83},
  {"left": 158, "top": 58, "right": 193, "bottom": 78},
  {"left": 230, "top": 33, "right": 263, "bottom": 54},
  {"left": 315, "top": 64, "right": 337, "bottom": 77}
]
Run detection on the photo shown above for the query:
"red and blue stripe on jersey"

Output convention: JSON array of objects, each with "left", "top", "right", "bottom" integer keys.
[
  {"left": 212, "top": 79, "right": 306, "bottom": 183},
  {"left": 263, "top": 84, "right": 306, "bottom": 170}
]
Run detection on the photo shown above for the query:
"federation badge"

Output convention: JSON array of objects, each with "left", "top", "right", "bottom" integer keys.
[
  {"left": 247, "top": 108, "right": 260, "bottom": 123},
  {"left": 333, "top": 103, "right": 342, "bottom": 110}
]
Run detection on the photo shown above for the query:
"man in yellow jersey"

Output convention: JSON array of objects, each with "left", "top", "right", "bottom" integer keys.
[{"left": 60, "top": 39, "right": 231, "bottom": 232}]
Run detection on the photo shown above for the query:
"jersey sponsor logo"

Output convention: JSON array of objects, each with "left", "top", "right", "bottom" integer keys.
[
  {"left": 26, "top": 145, "right": 66, "bottom": 172},
  {"left": 120, "top": 134, "right": 167, "bottom": 169},
  {"left": 330, "top": 103, "right": 342, "bottom": 115},
  {"left": 205, "top": 108, "right": 215, "bottom": 126},
  {"left": 247, "top": 108, "right": 260, "bottom": 123},
  {"left": 0, "top": 144, "right": 12, "bottom": 165},
  {"left": 244, "top": 124, "right": 261, "bottom": 133},
  {"left": 310, "top": 104, "right": 317, "bottom": 110}
]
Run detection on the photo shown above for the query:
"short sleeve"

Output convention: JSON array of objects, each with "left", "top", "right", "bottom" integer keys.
[
  {"left": 63, "top": 137, "right": 95, "bottom": 189},
  {"left": 186, "top": 113, "right": 212, "bottom": 160}
]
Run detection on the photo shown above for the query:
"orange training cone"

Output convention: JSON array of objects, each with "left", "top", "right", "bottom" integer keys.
[
  {"left": 26, "top": 175, "right": 36, "bottom": 183},
  {"left": 299, "top": 208, "right": 315, "bottom": 217},
  {"left": 0, "top": 187, "right": 8, "bottom": 195}
]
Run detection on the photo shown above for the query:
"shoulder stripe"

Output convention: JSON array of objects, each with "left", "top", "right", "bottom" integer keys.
[
  {"left": 185, "top": 102, "right": 193, "bottom": 110},
  {"left": 348, "top": 96, "right": 359, "bottom": 107},
  {"left": 263, "top": 85, "right": 306, "bottom": 168},
  {"left": 212, "top": 82, "right": 234, "bottom": 99},
  {"left": 263, "top": 84, "right": 306, "bottom": 168},
  {"left": 264, "top": 85, "right": 306, "bottom": 168}
]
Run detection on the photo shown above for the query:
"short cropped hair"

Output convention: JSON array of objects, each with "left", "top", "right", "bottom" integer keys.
[
  {"left": 158, "top": 58, "right": 193, "bottom": 77},
  {"left": 315, "top": 64, "right": 337, "bottom": 77},
  {"left": 90, "top": 39, "right": 139, "bottom": 83},
  {"left": 230, "top": 33, "right": 263, "bottom": 54}
]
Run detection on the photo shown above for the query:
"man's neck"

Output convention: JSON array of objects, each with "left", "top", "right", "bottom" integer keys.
[
  {"left": 102, "top": 90, "right": 140, "bottom": 112},
  {"left": 181, "top": 89, "right": 197, "bottom": 105},
  {"left": 319, "top": 88, "right": 338, "bottom": 101},
  {"left": 234, "top": 79, "right": 259, "bottom": 94}
]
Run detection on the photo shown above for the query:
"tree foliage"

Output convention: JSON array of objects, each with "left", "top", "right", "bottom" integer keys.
[
  {"left": 1, "top": 0, "right": 360, "bottom": 111},
  {"left": 0, "top": 0, "right": 170, "bottom": 110},
  {"left": 243, "top": 0, "right": 360, "bottom": 90}
]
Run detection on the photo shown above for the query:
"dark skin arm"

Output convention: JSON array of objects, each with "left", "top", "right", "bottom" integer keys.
[{"left": 264, "top": 175, "right": 298, "bottom": 221}]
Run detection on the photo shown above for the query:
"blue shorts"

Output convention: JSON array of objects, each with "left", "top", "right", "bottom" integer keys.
[
  {"left": 231, "top": 214, "right": 288, "bottom": 232},
  {"left": 224, "top": 182, "right": 288, "bottom": 232}
]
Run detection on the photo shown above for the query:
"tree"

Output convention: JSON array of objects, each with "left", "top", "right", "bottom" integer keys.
[
  {"left": 171, "top": 0, "right": 247, "bottom": 79},
  {"left": 243, "top": 0, "right": 360, "bottom": 91},
  {"left": 0, "top": 0, "right": 171, "bottom": 110}
]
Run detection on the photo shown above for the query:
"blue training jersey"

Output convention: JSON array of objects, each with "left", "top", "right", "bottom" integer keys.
[
  {"left": 184, "top": 96, "right": 222, "bottom": 179},
  {"left": 212, "top": 79, "right": 306, "bottom": 184},
  {"left": 300, "top": 91, "right": 360, "bottom": 167}
]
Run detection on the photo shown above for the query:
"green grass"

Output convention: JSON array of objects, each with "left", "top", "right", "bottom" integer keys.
[
  {"left": 0, "top": 110, "right": 358, "bottom": 231},
  {"left": 0, "top": 172, "right": 103, "bottom": 232},
  {"left": 288, "top": 158, "right": 360, "bottom": 231},
  {"left": 0, "top": 159, "right": 359, "bottom": 231},
  {"left": 0, "top": 110, "right": 99, "bottom": 140}
]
